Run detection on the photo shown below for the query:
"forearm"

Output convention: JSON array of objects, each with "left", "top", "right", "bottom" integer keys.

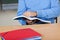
[{"left": 36, "top": 7, "right": 60, "bottom": 19}]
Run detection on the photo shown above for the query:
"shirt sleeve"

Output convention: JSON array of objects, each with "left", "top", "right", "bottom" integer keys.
[
  {"left": 37, "top": 0, "right": 60, "bottom": 19},
  {"left": 17, "top": 0, "right": 26, "bottom": 25}
]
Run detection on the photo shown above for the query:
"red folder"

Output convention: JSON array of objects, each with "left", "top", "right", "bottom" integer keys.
[{"left": 0, "top": 28, "right": 41, "bottom": 40}]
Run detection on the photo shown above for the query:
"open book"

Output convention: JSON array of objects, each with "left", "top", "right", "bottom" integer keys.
[{"left": 13, "top": 15, "right": 51, "bottom": 23}]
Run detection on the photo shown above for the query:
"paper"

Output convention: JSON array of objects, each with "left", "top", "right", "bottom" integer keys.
[{"left": 0, "top": 37, "right": 2, "bottom": 40}]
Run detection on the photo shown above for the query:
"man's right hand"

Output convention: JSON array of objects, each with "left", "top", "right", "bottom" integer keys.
[{"left": 26, "top": 20, "right": 33, "bottom": 25}]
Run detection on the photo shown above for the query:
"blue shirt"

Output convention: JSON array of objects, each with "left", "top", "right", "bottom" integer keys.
[{"left": 17, "top": 0, "right": 60, "bottom": 25}]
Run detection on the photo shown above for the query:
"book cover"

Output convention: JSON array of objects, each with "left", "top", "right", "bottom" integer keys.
[
  {"left": 0, "top": 28, "right": 42, "bottom": 40},
  {"left": 13, "top": 15, "right": 51, "bottom": 23}
]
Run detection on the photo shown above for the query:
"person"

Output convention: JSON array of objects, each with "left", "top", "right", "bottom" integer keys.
[{"left": 17, "top": 0, "right": 60, "bottom": 25}]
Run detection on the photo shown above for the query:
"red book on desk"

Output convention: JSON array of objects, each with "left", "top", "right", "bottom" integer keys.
[{"left": 0, "top": 28, "right": 42, "bottom": 40}]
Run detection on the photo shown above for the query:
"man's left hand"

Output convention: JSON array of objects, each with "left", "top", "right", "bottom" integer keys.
[{"left": 23, "top": 11, "right": 37, "bottom": 17}]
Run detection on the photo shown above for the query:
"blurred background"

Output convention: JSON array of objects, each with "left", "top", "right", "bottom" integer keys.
[{"left": 0, "top": 0, "right": 60, "bottom": 26}]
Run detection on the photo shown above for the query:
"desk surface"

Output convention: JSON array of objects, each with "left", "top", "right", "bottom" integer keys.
[{"left": 0, "top": 23, "right": 60, "bottom": 40}]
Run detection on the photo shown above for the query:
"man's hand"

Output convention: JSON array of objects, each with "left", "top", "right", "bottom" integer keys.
[
  {"left": 23, "top": 11, "right": 37, "bottom": 17},
  {"left": 26, "top": 20, "right": 33, "bottom": 25},
  {"left": 26, "top": 20, "right": 36, "bottom": 25},
  {"left": 23, "top": 11, "right": 37, "bottom": 25}
]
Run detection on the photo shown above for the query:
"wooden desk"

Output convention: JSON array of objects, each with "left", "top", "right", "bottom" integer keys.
[{"left": 0, "top": 23, "right": 60, "bottom": 40}]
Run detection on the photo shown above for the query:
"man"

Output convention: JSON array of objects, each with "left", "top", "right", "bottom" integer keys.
[{"left": 17, "top": 0, "right": 60, "bottom": 25}]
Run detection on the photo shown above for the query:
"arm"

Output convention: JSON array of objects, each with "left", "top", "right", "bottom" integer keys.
[
  {"left": 17, "top": 0, "right": 26, "bottom": 25},
  {"left": 37, "top": 0, "right": 60, "bottom": 19}
]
